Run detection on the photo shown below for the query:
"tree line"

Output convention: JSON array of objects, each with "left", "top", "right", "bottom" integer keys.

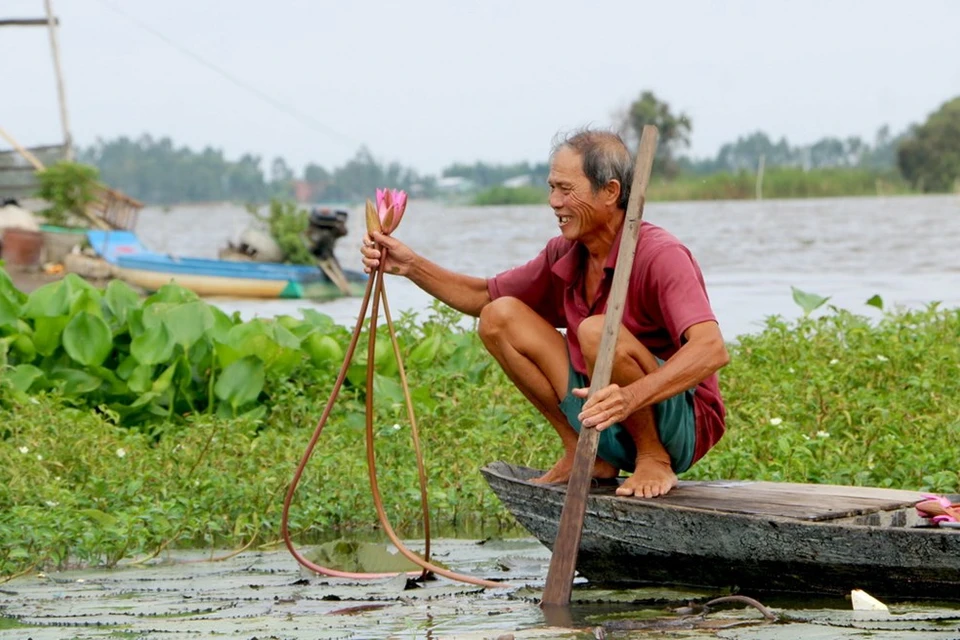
[{"left": 77, "top": 93, "right": 959, "bottom": 205}]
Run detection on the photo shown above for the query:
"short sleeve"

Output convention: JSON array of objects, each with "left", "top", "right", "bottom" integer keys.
[{"left": 487, "top": 248, "right": 566, "bottom": 327}]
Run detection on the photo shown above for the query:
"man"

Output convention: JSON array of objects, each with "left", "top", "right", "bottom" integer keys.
[{"left": 361, "top": 129, "right": 728, "bottom": 498}]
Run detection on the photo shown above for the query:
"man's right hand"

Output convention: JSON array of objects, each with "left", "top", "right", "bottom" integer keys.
[{"left": 360, "top": 231, "right": 416, "bottom": 276}]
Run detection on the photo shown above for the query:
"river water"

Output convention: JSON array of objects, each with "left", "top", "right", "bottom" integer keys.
[{"left": 136, "top": 194, "right": 960, "bottom": 338}]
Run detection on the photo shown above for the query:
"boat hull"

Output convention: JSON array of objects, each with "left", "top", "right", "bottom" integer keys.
[{"left": 481, "top": 461, "right": 960, "bottom": 599}]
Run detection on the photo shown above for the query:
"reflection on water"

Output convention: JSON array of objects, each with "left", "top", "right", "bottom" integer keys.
[{"left": 136, "top": 195, "right": 960, "bottom": 338}]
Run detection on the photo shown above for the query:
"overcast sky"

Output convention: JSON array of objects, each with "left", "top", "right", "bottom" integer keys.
[{"left": 3, "top": 0, "right": 959, "bottom": 175}]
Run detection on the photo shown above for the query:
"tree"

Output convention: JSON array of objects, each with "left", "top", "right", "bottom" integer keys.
[
  {"left": 897, "top": 96, "right": 960, "bottom": 192},
  {"left": 617, "top": 91, "right": 692, "bottom": 177}
]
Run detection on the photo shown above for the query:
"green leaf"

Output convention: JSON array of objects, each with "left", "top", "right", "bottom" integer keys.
[
  {"left": 151, "top": 362, "right": 178, "bottom": 395},
  {"left": 303, "top": 332, "right": 344, "bottom": 367},
  {"left": 11, "top": 333, "right": 36, "bottom": 362},
  {"left": 299, "top": 308, "right": 336, "bottom": 332},
  {"left": 791, "top": 286, "right": 831, "bottom": 316},
  {"left": 62, "top": 311, "right": 113, "bottom": 366},
  {"left": 127, "top": 363, "right": 155, "bottom": 393},
  {"left": 144, "top": 283, "right": 198, "bottom": 306},
  {"left": 5, "top": 364, "right": 43, "bottom": 392},
  {"left": 68, "top": 289, "right": 102, "bottom": 317},
  {"left": 214, "top": 355, "right": 265, "bottom": 410},
  {"left": 373, "top": 373, "right": 405, "bottom": 404},
  {"left": 408, "top": 333, "right": 442, "bottom": 366},
  {"left": 0, "top": 291, "right": 22, "bottom": 329},
  {"left": 213, "top": 340, "right": 243, "bottom": 369},
  {"left": 79, "top": 508, "right": 118, "bottom": 527},
  {"left": 866, "top": 294, "right": 884, "bottom": 310},
  {"left": 32, "top": 316, "right": 69, "bottom": 356},
  {"left": 50, "top": 367, "right": 102, "bottom": 395},
  {"left": 103, "top": 279, "right": 142, "bottom": 328},
  {"left": 207, "top": 305, "right": 237, "bottom": 342},
  {"left": 21, "top": 280, "right": 70, "bottom": 318},
  {"left": 130, "top": 322, "right": 175, "bottom": 365},
  {"left": 271, "top": 322, "right": 302, "bottom": 350},
  {"left": 163, "top": 301, "right": 213, "bottom": 350}
]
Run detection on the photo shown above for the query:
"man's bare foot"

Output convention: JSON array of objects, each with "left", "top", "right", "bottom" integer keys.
[
  {"left": 532, "top": 454, "right": 619, "bottom": 484},
  {"left": 616, "top": 455, "right": 677, "bottom": 498}
]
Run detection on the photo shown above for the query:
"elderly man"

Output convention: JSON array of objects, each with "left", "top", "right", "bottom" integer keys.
[{"left": 361, "top": 129, "right": 728, "bottom": 498}]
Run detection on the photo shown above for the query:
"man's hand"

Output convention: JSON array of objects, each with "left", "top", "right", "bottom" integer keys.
[
  {"left": 573, "top": 384, "right": 638, "bottom": 431},
  {"left": 361, "top": 231, "right": 417, "bottom": 276}
]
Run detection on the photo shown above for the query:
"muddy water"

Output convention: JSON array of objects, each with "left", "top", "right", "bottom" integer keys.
[
  {"left": 3, "top": 540, "right": 959, "bottom": 639},
  {"left": 136, "top": 194, "right": 960, "bottom": 338}
]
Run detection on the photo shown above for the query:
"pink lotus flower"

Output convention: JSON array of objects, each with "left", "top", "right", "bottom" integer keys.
[{"left": 375, "top": 188, "right": 407, "bottom": 235}]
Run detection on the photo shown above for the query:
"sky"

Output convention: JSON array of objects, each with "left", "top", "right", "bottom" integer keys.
[{"left": 3, "top": 0, "right": 960, "bottom": 176}]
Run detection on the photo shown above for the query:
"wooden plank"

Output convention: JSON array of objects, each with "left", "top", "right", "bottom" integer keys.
[{"left": 595, "top": 481, "right": 920, "bottom": 521}]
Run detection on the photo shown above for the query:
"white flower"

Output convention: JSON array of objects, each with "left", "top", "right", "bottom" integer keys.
[
  {"left": 116, "top": 448, "right": 127, "bottom": 458},
  {"left": 829, "top": 359, "right": 839, "bottom": 365},
  {"left": 36, "top": 454, "right": 43, "bottom": 461},
  {"left": 876, "top": 355, "right": 889, "bottom": 362},
  {"left": 45, "top": 500, "right": 59, "bottom": 507},
  {"left": 769, "top": 418, "right": 783, "bottom": 426},
  {"left": 816, "top": 430, "right": 830, "bottom": 438},
  {"left": 19, "top": 446, "right": 29, "bottom": 454},
  {"left": 392, "top": 423, "right": 401, "bottom": 431},
  {"left": 787, "top": 368, "right": 795, "bottom": 374}
]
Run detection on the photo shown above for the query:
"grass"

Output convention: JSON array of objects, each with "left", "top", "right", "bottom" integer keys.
[{"left": 1, "top": 299, "right": 958, "bottom": 576}]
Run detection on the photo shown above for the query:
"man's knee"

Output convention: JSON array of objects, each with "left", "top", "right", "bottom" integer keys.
[
  {"left": 578, "top": 314, "right": 651, "bottom": 372},
  {"left": 478, "top": 297, "right": 525, "bottom": 346}
]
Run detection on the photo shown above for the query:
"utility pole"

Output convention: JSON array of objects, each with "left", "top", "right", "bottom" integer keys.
[{"left": 44, "top": 0, "right": 73, "bottom": 160}]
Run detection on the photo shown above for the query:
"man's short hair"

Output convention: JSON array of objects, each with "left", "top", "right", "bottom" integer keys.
[{"left": 552, "top": 129, "right": 634, "bottom": 210}]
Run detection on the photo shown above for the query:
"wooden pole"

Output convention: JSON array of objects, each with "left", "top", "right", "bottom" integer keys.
[
  {"left": 540, "top": 125, "right": 659, "bottom": 608},
  {"left": 756, "top": 154, "right": 765, "bottom": 200},
  {"left": 0, "top": 18, "right": 59, "bottom": 27},
  {"left": 44, "top": 0, "right": 72, "bottom": 161},
  {"left": 0, "top": 125, "right": 47, "bottom": 171}
]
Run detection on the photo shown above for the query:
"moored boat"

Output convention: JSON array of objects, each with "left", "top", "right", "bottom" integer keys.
[
  {"left": 481, "top": 461, "right": 960, "bottom": 600},
  {"left": 87, "top": 230, "right": 365, "bottom": 300}
]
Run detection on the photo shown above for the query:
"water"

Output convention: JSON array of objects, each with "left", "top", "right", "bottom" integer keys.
[{"left": 137, "top": 195, "right": 960, "bottom": 338}]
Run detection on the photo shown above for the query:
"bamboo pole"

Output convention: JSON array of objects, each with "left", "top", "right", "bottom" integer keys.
[
  {"left": 0, "top": 126, "right": 46, "bottom": 171},
  {"left": 44, "top": 0, "right": 72, "bottom": 161}
]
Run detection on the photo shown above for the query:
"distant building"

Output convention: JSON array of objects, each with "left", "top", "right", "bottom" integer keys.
[
  {"left": 435, "top": 176, "right": 476, "bottom": 195},
  {"left": 502, "top": 174, "right": 533, "bottom": 188}
]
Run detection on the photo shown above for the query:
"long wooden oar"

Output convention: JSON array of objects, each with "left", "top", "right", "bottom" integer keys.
[{"left": 541, "top": 125, "right": 659, "bottom": 608}]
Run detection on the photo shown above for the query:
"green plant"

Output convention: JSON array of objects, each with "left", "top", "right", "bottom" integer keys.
[
  {"left": 34, "top": 161, "right": 101, "bottom": 228},
  {"left": 249, "top": 199, "right": 315, "bottom": 265}
]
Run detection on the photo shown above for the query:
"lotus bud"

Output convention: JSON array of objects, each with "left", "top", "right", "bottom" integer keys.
[
  {"left": 365, "top": 198, "right": 382, "bottom": 236},
  {"left": 375, "top": 188, "right": 408, "bottom": 234}
]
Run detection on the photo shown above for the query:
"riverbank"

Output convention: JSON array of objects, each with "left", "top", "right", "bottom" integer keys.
[{"left": 471, "top": 167, "right": 914, "bottom": 205}]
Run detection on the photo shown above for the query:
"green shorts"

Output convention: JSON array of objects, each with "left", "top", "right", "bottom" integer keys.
[{"left": 558, "top": 357, "right": 697, "bottom": 473}]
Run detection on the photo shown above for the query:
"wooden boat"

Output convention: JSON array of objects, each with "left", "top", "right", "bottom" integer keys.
[
  {"left": 87, "top": 230, "right": 366, "bottom": 300},
  {"left": 480, "top": 461, "right": 960, "bottom": 600}
]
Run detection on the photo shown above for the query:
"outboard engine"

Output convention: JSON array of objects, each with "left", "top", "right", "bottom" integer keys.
[{"left": 306, "top": 208, "right": 349, "bottom": 261}]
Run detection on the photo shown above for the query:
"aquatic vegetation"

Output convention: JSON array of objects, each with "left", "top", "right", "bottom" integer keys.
[{"left": 0, "top": 278, "right": 958, "bottom": 576}]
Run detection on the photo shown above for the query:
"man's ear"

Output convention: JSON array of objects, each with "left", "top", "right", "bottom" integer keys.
[{"left": 603, "top": 179, "right": 622, "bottom": 208}]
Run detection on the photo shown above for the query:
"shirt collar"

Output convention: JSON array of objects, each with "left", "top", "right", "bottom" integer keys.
[{"left": 550, "top": 223, "right": 627, "bottom": 284}]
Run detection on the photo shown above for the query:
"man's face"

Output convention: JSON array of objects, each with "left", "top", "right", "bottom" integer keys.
[{"left": 547, "top": 147, "right": 609, "bottom": 242}]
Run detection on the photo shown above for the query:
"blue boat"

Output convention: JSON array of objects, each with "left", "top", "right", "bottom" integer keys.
[{"left": 87, "top": 230, "right": 365, "bottom": 300}]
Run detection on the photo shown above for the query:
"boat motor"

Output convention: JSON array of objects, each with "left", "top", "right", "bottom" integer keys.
[{"left": 306, "top": 208, "right": 349, "bottom": 261}]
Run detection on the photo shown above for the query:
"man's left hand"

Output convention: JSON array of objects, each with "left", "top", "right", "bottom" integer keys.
[{"left": 573, "top": 384, "right": 637, "bottom": 431}]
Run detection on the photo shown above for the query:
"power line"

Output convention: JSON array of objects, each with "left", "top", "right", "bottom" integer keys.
[{"left": 94, "top": 0, "right": 360, "bottom": 149}]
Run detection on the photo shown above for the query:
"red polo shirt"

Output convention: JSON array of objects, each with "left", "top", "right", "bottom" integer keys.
[{"left": 486, "top": 221, "right": 725, "bottom": 464}]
